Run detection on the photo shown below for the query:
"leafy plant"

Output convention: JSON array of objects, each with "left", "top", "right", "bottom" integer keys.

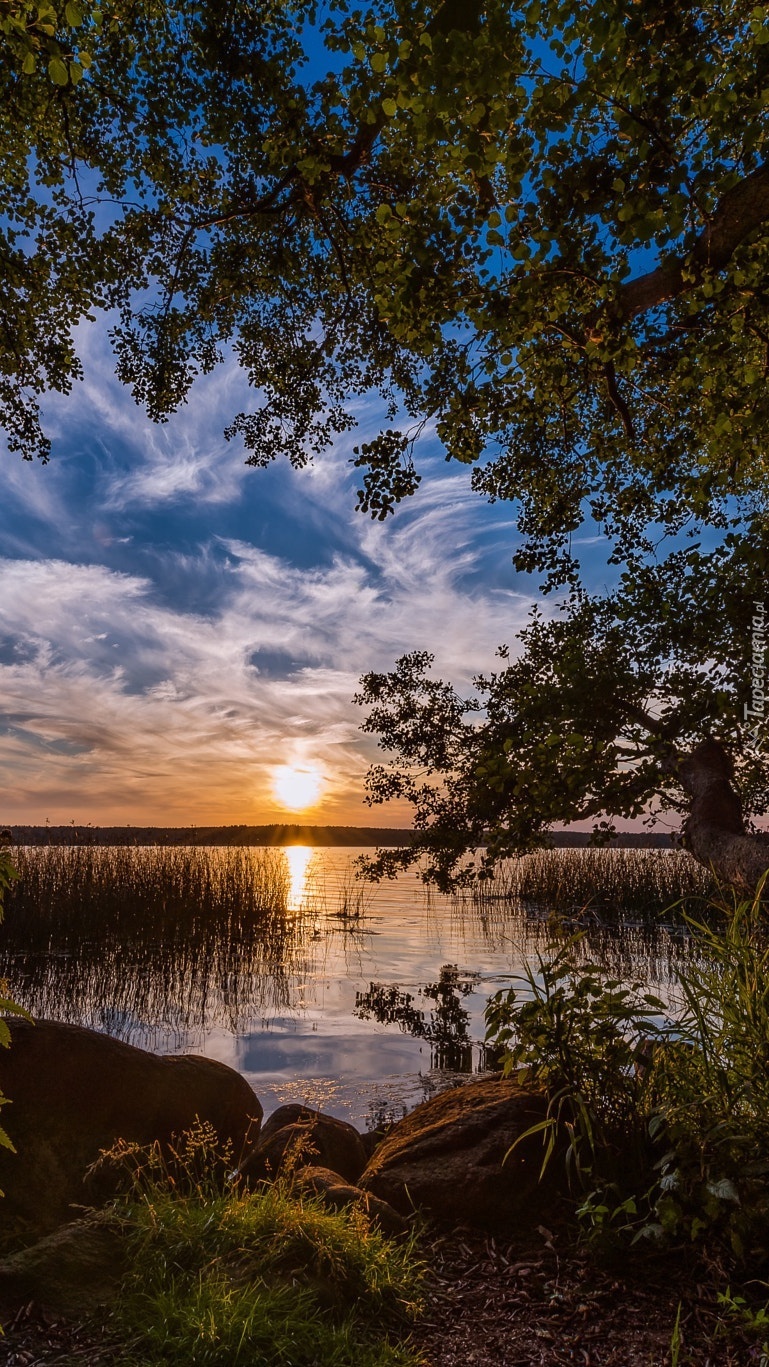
[
  {"left": 485, "top": 933, "right": 666, "bottom": 1204},
  {"left": 485, "top": 886, "right": 769, "bottom": 1267},
  {"left": 715, "top": 1287, "right": 769, "bottom": 1363}
]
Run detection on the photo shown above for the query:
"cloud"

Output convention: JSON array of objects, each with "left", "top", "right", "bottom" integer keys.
[
  {"left": 0, "top": 524, "right": 530, "bottom": 824},
  {"left": 0, "top": 317, "right": 542, "bottom": 825}
]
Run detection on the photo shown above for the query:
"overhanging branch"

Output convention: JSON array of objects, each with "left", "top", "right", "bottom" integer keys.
[{"left": 615, "top": 161, "right": 769, "bottom": 320}]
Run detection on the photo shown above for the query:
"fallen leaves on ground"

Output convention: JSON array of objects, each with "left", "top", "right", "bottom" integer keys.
[{"left": 412, "top": 1227, "right": 765, "bottom": 1367}]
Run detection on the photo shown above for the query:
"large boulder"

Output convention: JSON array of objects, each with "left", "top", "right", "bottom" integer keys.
[
  {"left": 359, "top": 1078, "right": 557, "bottom": 1230},
  {"left": 238, "top": 1103, "right": 367, "bottom": 1187},
  {"left": 0, "top": 1019, "right": 262, "bottom": 1234}
]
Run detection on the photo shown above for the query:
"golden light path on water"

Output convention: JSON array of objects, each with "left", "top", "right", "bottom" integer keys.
[{"left": 284, "top": 845, "right": 314, "bottom": 910}]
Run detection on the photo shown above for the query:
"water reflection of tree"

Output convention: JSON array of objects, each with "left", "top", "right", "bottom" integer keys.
[
  {"left": 0, "top": 846, "right": 312, "bottom": 1047},
  {"left": 355, "top": 964, "right": 493, "bottom": 1072}
]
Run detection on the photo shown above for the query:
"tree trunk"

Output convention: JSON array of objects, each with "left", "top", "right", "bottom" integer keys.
[{"left": 677, "top": 738, "right": 769, "bottom": 894}]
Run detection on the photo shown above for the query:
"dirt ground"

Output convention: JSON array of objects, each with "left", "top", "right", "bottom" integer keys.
[{"left": 412, "top": 1227, "right": 765, "bottom": 1367}]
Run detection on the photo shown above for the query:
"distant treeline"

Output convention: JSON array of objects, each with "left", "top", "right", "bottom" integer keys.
[
  {"left": 5, "top": 824, "right": 676, "bottom": 849},
  {"left": 5, "top": 824, "right": 414, "bottom": 848}
]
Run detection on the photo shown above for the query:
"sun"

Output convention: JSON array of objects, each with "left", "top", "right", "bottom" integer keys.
[{"left": 272, "top": 764, "right": 324, "bottom": 811}]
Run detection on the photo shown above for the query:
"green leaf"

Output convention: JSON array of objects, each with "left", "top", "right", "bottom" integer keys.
[
  {"left": 65, "top": 0, "right": 83, "bottom": 25},
  {"left": 48, "top": 55, "right": 69, "bottom": 84},
  {"left": 370, "top": 51, "right": 387, "bottom": 73},
  {"left": 381, "top": 98, "right": 397, "bottom": 118},
  {"left": 21, "top": 50, "right": 36, "bottom": 74}
]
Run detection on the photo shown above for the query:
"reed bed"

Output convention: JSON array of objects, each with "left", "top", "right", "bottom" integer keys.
[
  {"left": 0, "top": 846, "right": 305, "bottom": 1041},
  {"left": 463, "top": 847, "right": 716, "bottom": 918},
  {"left": 5, "top": 843, "right": 291, "bottom": 932}
]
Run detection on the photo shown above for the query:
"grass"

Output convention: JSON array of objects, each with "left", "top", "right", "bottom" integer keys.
[
  {"left": 0, "top": 845, "right": 310, "bottom": 1035},
  {"left": 462, "top": 847, "right": 716, "bottom": 918},
  {"left": 5, "top": 843, "right": 292, "bottom": 928},
  {"left": 97, "top": 1126, "right": 424, "bottom": 1367}
]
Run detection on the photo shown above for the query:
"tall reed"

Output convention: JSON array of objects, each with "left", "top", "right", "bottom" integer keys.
[
  {"left": 463, "top": 847, "right": 716, "bottom": 917},
  {"left": 6, "top": 843, "right": 291, "bottom": 931},
  {"left": 0, "top": 846, "right": 303, "bottom": 1042}
]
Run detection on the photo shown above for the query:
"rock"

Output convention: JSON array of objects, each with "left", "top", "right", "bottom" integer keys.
[
  {"left": 293, "top": 1165, "right": 408, "bottom": 1236},
  {"left": 0, "top": 1019, "right": 262, "bottom": 1234},
  {"left": 0, "top": 1213, "right": 126, "bottom": 1317},
  {"left": 359, "top": 1078, "right": 557, "bottom": 1230},
  {"left": 360, "top": 1125, "right": 389, "bottom": 1161},
  {"left": 238, "top": 1104, "right": 367, "bottom": 1186}
]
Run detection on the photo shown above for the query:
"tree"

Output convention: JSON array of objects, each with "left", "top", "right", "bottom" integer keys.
[
  {"left": 2, "top": 1, "right": 769, "bottom": 882},
  {"left": 356, "top": 551, "right": 769, "bottom": 891}
]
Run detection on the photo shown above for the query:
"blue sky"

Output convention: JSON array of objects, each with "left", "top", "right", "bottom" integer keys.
[{"left": 0, "top": 314, "right": 553, "bottom": 827}]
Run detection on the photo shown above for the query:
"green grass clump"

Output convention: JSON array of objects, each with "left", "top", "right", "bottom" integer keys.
[
  {"left": 104, "top": 1131, "right": 424, "bottom": 1367},
  {"left": 115, "top": 1188, "right": 422, "bottom": 1367}
]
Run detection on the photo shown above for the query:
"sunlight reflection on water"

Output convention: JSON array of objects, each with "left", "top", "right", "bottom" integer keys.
[{"left": 284, "top": 845, "right": 314, "bottom": 910}]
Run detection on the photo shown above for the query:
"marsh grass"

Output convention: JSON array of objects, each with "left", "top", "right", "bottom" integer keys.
[
  {"left": 5, "top": 844, "right": 292, "bottom": 928},
  {"left": 0, "top": 846, "right": 306, "bottom": 1038},
  {"left": 102, "top": 1123, "right": 424, "bottom": 1367},
  {"left": 464, "top": 847, "right": 716, "bottom": 919}
]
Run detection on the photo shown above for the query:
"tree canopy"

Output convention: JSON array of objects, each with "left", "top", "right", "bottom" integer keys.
[{"left": 3, "top": 0, "right": 769, "bottom": 883}]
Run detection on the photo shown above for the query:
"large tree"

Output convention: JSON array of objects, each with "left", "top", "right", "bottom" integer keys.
[
  {"left": 356, "top": 550, "right": 769, "bottom": 890},
  {"left": 2, "top": 0, "right": 769, "bottom": 882}
]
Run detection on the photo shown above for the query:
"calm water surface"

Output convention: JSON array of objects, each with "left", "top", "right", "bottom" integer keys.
[{"left": 0, "top": 847, "right": 693, "bottom": 1129}]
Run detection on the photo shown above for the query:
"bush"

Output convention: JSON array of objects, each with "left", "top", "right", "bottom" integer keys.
[{"left": 484, "top": 884, "right": 769, "bottom": 1266}]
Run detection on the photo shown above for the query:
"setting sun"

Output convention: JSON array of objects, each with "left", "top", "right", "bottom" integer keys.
[{"left": 272, "top": 764, "right": 324, "bottom": 811}]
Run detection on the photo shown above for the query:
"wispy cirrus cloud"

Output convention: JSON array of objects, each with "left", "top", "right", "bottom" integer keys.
[{"left": 0, "top": 317, "right": 542, "bottom": 826}]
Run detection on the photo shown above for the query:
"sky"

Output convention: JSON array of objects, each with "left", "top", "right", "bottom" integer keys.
[{"left": 0, "top": 316, "right": 553, "bottom": 828}]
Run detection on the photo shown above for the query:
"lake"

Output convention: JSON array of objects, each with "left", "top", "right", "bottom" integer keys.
[{"left": 0, "top": 845, "right": 703, "bottom": 1130}]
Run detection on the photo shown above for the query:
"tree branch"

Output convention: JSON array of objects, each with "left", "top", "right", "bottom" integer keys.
[
  {"left": 615, "top": 161, "right": 769, "bottom": 320},
  {"left": 603, "top": 360, "right": 635, "bottom": 440}
]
